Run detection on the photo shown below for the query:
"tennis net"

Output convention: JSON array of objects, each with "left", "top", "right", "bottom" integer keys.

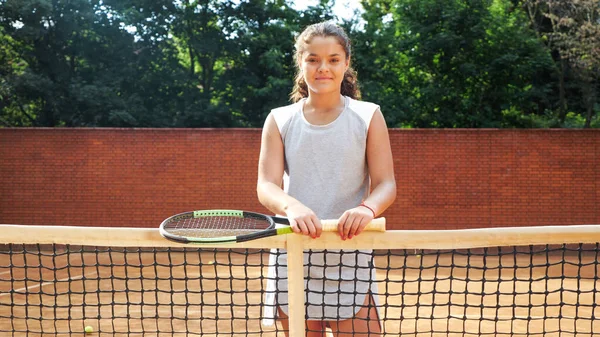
[{"left": 1, "top": 224, "right": 600, "bottom": 336}]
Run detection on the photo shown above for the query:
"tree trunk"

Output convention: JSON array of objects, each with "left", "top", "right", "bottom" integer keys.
[
  {"left": 558, "top": 57, "right": 568, "bottom": 124},
  {"left": 582, "top": 79, "right": 596, "bottom": 128}
]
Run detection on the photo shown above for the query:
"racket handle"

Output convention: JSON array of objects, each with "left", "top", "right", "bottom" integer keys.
[{"left": 320, "top": 217, "right": 386, "bottom": 232}]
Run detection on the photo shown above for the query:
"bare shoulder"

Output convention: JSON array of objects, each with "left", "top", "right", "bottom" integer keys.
[{"left": 368, "top": 108, "right": 389, "bottom": 133}]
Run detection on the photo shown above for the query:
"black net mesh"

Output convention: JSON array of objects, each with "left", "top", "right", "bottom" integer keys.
[{"left": 1, "top": 241, "right": 599, "bottom": 336}]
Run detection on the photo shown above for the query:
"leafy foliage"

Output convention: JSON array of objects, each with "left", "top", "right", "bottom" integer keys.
[
  {"left": 0, "top": 0, "right": 597, "bottom": 127},
  {"left": 524, "top": 0, "right": 599, "bottom": 127}
]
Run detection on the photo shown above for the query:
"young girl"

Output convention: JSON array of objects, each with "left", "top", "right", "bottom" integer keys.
[{"left": 257, "top": 22, "right": 396, "bottom": 337}]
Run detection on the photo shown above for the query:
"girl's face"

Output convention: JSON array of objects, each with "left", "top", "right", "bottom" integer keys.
[{"left": 298, "top": 36, "right": 349, "bottom": 97}]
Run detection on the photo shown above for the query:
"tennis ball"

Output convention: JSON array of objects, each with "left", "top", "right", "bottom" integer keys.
[{"left": 84, "top": 326, "right": 93, "bottom": 334}]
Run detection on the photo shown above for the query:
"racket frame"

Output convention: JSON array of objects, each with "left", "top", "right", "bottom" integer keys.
[
  {"left": 159, "top": 210, "right": 293, "bottom": 244},
  {"left": 160, "top": 209, "right": 385, "bottom": 244}
]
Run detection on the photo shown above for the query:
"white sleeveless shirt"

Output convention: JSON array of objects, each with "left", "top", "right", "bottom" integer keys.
[{"left": 263, "top": 96, "right": 380, "bottom": 325}]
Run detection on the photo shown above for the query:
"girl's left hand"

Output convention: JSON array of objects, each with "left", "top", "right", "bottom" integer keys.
[{"left": 337, "top": 206, "right": 374, "bottom": 240}]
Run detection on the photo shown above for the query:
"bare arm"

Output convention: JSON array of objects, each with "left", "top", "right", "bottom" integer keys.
[
  {"left": 338, "top": 108, "right": 397, "bottom": 239},
  {"left": 256, "top": 113, "right": 322, "bottom": 238}
]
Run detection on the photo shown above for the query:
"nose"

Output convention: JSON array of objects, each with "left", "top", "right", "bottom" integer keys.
[{"left": 318, "top": 61, "right": 328, "bottom": 73}]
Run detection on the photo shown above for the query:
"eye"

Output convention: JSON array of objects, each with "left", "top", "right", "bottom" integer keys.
[{"left": 331, "top": 58, "right": 340, "bottom": 63}]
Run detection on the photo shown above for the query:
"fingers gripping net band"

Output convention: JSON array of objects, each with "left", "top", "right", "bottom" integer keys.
[{"left": 1, "top": 225, "right": 600, "bottom": 336}]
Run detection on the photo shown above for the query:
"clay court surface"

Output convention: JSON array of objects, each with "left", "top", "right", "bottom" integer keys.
[{"left": 1, "top": 246, "right": 599, "bottom": 336}]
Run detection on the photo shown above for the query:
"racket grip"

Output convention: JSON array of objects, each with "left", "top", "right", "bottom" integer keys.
[{"left": 320, "top": 217, "right": 386, "bottom": 232}]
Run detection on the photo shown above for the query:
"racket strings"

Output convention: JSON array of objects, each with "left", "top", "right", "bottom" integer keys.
[{"left": 165, "top": 216, "right": 272, "bottom": 238}]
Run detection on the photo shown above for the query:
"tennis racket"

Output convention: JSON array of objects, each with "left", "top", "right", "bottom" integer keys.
[{"left": 159, "top": 209, "right": 386, "bottom": 244}]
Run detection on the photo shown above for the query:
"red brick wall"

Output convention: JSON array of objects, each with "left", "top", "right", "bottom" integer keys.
[{"left": 1, "top": 128, "right": 598, "bottom": 230}]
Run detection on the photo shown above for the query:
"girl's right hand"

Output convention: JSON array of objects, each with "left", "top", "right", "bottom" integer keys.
[{"left": 285, "top": 203, "right": 322, "bottom": 239}]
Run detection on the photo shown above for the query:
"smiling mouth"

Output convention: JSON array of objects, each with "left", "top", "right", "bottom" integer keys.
[{"left": 316, "top": 77, "right": 333, "bottom": 80}]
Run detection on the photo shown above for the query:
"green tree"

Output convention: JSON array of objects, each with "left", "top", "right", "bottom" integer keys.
[
  {"left": 525, "top": 0, "right": 599, "bottom": 127},
  {"left": 348, "top": 0, "right": 413, "bottom": 127},
  {"left": 221, "top": 0, "right": 336, "bottom": 127},
  {"left": 0, "top": 0, "right": 134, "bottom": 126},
  {"left": 4, "top": 0, "right": 591, "bottom": 128},
  {"left": 356, "top": 0, "right": 556, "bottom": 127},
  {"left": 0, "top": 25, "right": 32, "bottom": 126}
]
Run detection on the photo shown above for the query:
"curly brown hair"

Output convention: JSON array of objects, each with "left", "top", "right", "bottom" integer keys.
[{"left": 290, "top": 22, "right": 361, "bottom": 102}]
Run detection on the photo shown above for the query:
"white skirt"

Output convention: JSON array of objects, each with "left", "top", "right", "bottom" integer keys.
[{"left": 262, "top": 248, "right": 380, "bottom": 326}]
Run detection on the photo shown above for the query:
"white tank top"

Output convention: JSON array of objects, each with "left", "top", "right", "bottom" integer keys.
[
  {"left": 273, "top": 96, "right": 378, "bottom": 219},
  {"left": 263, "top": 96, "right": 381, "bottom": 324}
]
